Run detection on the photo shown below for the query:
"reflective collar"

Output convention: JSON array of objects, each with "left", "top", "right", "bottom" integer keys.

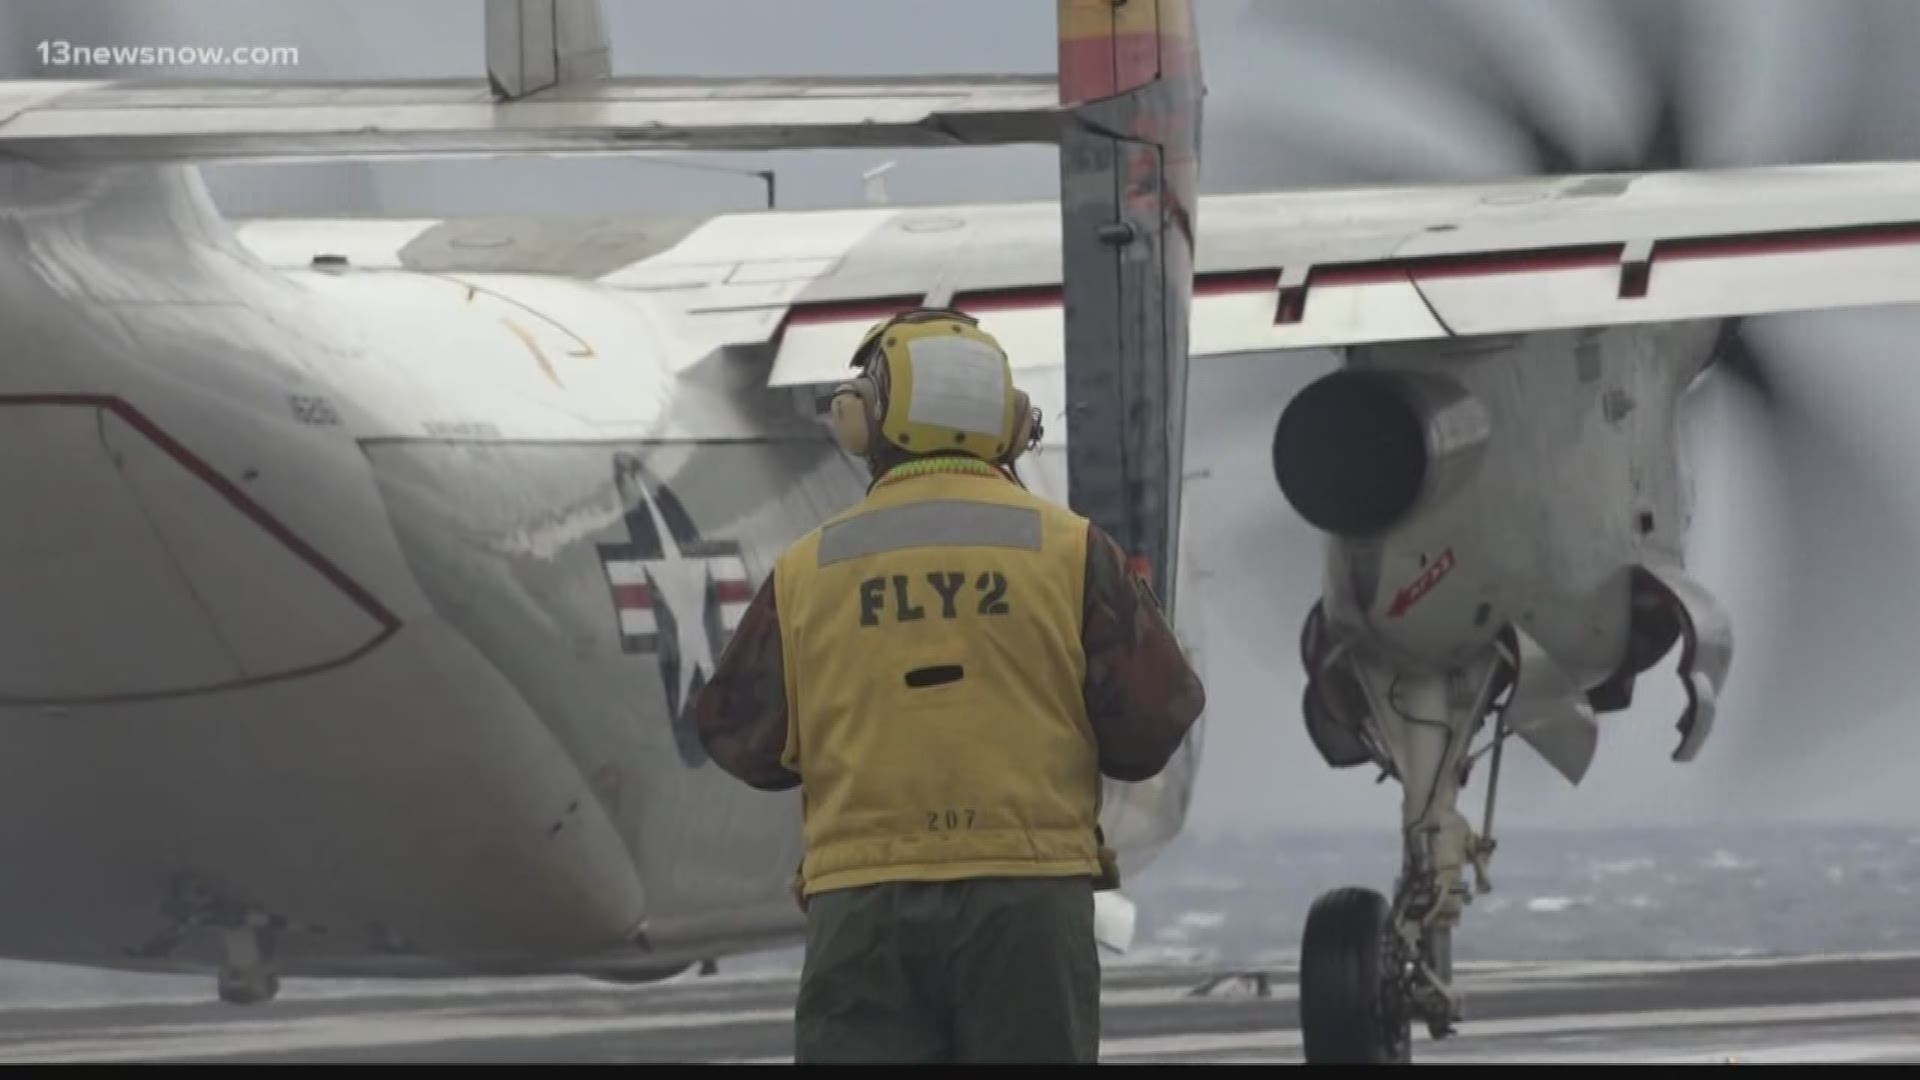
[{"left": 871, "top": 456, "right": 1010, "bottom": 491}]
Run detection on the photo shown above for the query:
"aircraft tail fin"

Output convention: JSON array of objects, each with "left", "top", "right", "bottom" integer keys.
[
  {"left": 1056, "top": 0, "right": 1203, "bottom": 618},
  {"left": 1062, "top": 0, "right": 1206, "bottom": 882},
  {"left": 486, "top": 0, "right": 611, "bottom": 100}
]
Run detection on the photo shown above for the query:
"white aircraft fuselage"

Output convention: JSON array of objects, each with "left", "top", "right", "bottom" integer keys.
[{"left": 0, "top": 160, "right": 897, "bottom": 983}]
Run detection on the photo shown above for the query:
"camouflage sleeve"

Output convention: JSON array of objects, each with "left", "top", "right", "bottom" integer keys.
[
  {"left": 1080, "top": 523, "right": 1207, "bottom": 782},
  {"left": 694, "top": 575, "right": 800, "bottom": 792}
]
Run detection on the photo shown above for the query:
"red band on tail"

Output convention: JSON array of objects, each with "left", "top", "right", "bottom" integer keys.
[{"left": 1058, "top": 0, "right": 1195, "bottom": 104}]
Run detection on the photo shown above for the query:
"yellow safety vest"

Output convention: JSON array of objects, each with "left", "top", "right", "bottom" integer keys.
[{"left": 774, "top": 466, "right": 1101, "bottom": 896}]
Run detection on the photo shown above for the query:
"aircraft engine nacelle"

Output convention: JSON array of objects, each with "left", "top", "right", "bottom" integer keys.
[{"left": 1271, "top": 368, "right": 1490, "bottom": 536}]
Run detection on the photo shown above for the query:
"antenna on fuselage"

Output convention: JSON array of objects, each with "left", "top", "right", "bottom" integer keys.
[{"left": 863, "top": 161, "right": 897, "bottom": 205}]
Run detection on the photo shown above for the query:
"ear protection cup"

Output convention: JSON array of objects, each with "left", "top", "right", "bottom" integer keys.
[
  {"left": 1001, "top": 389, "right": 1042, "bottom": 464},
  {"left": 830, "top": 377, "right": 876, "bottom": 455}
]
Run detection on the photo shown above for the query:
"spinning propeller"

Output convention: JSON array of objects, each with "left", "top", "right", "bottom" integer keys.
[{"left": 1223, "top": 0, "right": 1920, "bottom": 782}]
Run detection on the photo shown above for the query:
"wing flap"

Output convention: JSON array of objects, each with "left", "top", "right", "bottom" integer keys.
[
  {"left": 736, "top": 163, "right": 1920, "bottom": 375},
  {"left": 767, "top": 298, "right": 1073, "bottom": 389},
  {"left": 1411, "top": 224, "right": 1920, "bottom": 337},
  {"left": 757, "top": 279, "right": 1448, "bottom": 389}
]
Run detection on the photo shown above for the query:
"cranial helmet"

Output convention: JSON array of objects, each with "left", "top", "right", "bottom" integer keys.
[{"left": 828, "top": 307, "right": 1042, "bottom": 464}]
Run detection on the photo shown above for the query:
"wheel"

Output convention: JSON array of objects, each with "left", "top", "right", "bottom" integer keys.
[
  {"left": 1300, "top": 887, "right": 1411, "bottom": 1063},
  {"left": 217, "top": 971, "right": 280, "bottom": 1005}
]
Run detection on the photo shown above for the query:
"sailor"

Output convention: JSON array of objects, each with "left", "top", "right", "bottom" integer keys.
[{"left": 694, "top": 307, "right": 1205, "bottom": 1063}]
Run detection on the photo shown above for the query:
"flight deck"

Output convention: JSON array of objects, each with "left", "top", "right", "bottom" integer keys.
[{"left": 0, "top": 951, "right": 1913, "bottom": 1063}]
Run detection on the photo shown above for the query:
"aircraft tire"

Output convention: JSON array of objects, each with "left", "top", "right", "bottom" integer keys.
[
  {"left": 217, "top": 971, "right": 280, "bottom": 1006},
  {"left": 1300, "top": 886, "right": 1411, "bottom": 1064}
]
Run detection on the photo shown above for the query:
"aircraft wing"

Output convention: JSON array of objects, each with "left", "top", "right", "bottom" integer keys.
[
  {"left": 548, "top": 159, "right": 1920, "bottom": 388},
  {"left": 231, "top": 159, "right": 1920, "bottom": 384},
  {"left": 235, "top": 156, "right": 1920, "bottom": 386}
]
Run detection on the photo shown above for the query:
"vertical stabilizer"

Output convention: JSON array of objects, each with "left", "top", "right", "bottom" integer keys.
[
  {"left": 486, "top": 0, "right": 611, "bottom": 99},
  {"left": 1056, "top": 0, "right": 1203, "bottom": 618},
  {"left": 1058, "top": 0, "right": 1205, "bottom": 877}
]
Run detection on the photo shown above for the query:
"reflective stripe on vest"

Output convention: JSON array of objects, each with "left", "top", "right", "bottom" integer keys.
[{"left": 817, "top": 500, "right": 1043, "bottom": 565}]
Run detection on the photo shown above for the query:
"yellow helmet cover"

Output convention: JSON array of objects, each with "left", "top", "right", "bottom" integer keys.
[{"left": 863, "top": 313, "right": 1017, "bottom": 460}]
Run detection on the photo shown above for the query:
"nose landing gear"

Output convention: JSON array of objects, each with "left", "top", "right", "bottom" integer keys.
[{"left": 216, "top": 918, "right": 285, "bottom": 1005}]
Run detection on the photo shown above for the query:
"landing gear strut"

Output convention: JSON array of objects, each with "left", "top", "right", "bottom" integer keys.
[{"left": 1299, "top": 653, "right": 1511, "bottom": 1063}]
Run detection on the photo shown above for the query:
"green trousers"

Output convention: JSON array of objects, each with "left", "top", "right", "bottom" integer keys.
[{"left": 793, "top": 875, "right": 1100, "bottom": 1064}]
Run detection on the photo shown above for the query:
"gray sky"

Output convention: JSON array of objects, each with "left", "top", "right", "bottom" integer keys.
[{"left": 10, "top": 1, "right": 1920, "bottom": 832}]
